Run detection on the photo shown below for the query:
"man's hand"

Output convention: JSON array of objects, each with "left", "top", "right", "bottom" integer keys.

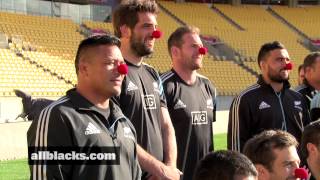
[{"left": 158, "top": 165, "right": 182, "bottom": 180}]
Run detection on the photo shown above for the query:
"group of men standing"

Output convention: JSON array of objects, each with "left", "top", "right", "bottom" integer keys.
[
  {"left": 14, "top": 0, "right": 320, "bottom": 180},
  {"left": 25, "top": 1, "right": 216, "bottom": 180}
]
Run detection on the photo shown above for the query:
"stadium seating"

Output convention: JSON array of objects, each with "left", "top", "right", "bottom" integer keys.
[
  {"left": 0, "top": 11, "right": 82, "bottom": 58},
  {"left": 1, "top": 2, "right": 318, "bottom": 96},
  {"left": 160, "top": 1, "right": 311, "bottom": 87},
  {"left": 272, "top": 6, "right": 320, "bottom": 39},
  {"left": 0, "top": 7, "right": 257, "bottom": 96},
  {"left": 0, "top": 11, "right": 80, "bottom": 96},
  {"left": 159, "top": 1, "right": 258, "bottom": 93},
  {"left": 198, "top": 56, "right": 257, "bottom": 95},
  {"left": 215, "top": 4, "right": 309, "bottom": 86},
  {"left": 0, "top": 48, "right": 73, "bottom": 96},
  {"left": 82, "top": 20, "right": 113, "bottom": 34}
]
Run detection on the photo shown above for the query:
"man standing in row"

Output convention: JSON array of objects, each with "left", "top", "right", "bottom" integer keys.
[
  {"left": 228, "top": 41, "right": 310, "bottom": 152},
  {"left": 161, "top": 26, "right": 216, "bottom": 180},
  {"left": 296, "top": 52, "right": 320, "bottom": 108},
  {"left": 28, "top": 35, "right": 141, "bottom": 180},
  {"left": 112, "top": 1, "right": 180, "bottom": 179}
]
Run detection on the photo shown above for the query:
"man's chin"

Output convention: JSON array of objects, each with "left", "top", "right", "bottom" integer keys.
[
  {"left": 286, "top": 176, "right": 298, "bottom": 180},
  {"left": 110, "top": 88, "right": 121, "bottom": 97},
  {"left": 141, "top": 50, "right": 153, "bottom": 58},
  {"left": 270, "top": 78, "right": 288, "bottom": 83},
  {"left": 270, "top": 74, "right": 289, "bottom": 83}
]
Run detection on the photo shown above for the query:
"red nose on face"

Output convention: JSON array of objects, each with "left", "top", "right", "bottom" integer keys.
[
  {"left": 294, "top": 168, "right": 308, "bottom": 179},
  {"left": 152, "top": 30, "right": 162, "bottom": 39},
  {"left": 285, "top": 62, "right": 293, "bottom": 70},
  {"left": 198, "top": 47, "right": 207, "bottom": 55},
  {"left": 117, "top": 64, "right": 128, "bottom": 75}
]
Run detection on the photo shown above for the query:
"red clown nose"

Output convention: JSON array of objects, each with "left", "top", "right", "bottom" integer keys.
[
  {"left": 117, "top": 64, "right": 128, "bottom": 75},
  {"left": 152, "top": 30, "right": 162, "bottom": 39},
  {"left": 198, "top": 47, "right": 207, "bottom": 55},
  {"left": 294, "top": 168, "right": 308, "bottom": 179},
  {"left": 285, "top": 62, "right": 293, "bottom": 70}
]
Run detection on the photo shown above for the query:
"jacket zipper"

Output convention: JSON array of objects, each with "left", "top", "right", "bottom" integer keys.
[{"left": 275, "top": 91, "right": 287, "bottom": 131}]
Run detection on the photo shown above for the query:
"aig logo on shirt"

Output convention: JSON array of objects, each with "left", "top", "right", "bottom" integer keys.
[
  {"left": 191, "top": 111, "right": 208, "bottom": 125},
  {"left": 142, "top": 94, "right": 156, "bottom": 109}
]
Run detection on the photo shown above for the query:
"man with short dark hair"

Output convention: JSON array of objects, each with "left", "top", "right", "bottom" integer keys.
[
  {"left": 27, "top": 35, "right": 141, "bottom": 180},
  {"left": 296, "top": 52, "right": 320, "bottom": 108},
  {"left": 161, "top": 26, "right": 216, "bottom": 180},
  {"left": 228, "top": 41, "right": 311, "bottom": 152},
  {"left": 193, "top": 150, "right": 258, "bottom": 180},
  {"left": 243, "top": 130, "right": 300, "bottom": 180},
  {"left": 301, "top": 120, "right": 320, "bottom": 180}
]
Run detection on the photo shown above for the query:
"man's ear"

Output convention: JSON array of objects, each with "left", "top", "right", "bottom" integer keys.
[
  {"left": 255, "top": 164, "right": 270, "bottom": 180},
  {"left": 78, "top": 58, "right": 89, "bottom": 77},
  {"left": 307, "top": 142, "right": 317, "bottom": 156},
  {"left": 260, "top": 60, "right": 266, "bottom": 69},
  {"left": 120, "top": 25, "right": 131, "bottom": 38},
  {"left": 171, "top": 46, "right": 180, "bottom": 59}
]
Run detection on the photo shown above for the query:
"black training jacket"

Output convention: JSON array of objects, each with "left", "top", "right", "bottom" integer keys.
[
  {"left": 228, "top": 75, "right": 311, "bottom": 152},
  {"left": 27, "top": 89, "right": 141, "bottom": 180},
  {"left": 295, "top": 80, "right": 319, "bottom": 109}
]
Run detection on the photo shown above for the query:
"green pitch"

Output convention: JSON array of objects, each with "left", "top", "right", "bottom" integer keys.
[{"left": 0, "top": 133, "right": 227, "bottom": 180}]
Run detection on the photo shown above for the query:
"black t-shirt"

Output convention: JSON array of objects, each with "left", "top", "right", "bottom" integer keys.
[
  {"left": 112, "top": 60, "right": 166, "bottom": 177},
  {"left": 161, "top": 70, "right": 216, "bottom": 180}
]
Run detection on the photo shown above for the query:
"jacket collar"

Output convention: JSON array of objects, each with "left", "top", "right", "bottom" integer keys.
[
  {"left": 301, "top": 80, "right": 319, "bottom": 98},
  {"left": 257, "top": 75, "right": 291, "bottom": 92},
  {"left": 302, "top": 79, "right": 316, "bottom": 92},
  {"left": 67, "top": 88, "right": 126, "bottom": 121}
]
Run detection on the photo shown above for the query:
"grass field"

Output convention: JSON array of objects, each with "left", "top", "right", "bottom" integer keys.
[
  {"left": 214, "top": 133, "right": 227, "bottom": 150},
  {"left": 0, "top": 158, "right": 29, "bottom": 180},
  {"left": 0, "top": 133, "right": 227, "bottom": 180}
]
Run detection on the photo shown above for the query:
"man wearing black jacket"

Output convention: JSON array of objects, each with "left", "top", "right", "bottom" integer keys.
[
  {"left": 27, "top": 35, "right": 141, "bottom": 180},
  {"left": 228, "top": 41, "right": 311, "bottom": 152},
  {"left": 296, "top": 52, "right": 320, "bottom": 109}
]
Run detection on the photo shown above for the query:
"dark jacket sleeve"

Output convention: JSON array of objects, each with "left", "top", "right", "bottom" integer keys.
[
  {"left": 28, "top": 98, "right": 53, "bottom": 121},
  {"left": 311, "top": 108, "right": 320, "bottom": 121},
  {"left": 28, "top": 105, "right": 73, "bottom": 180},
  {"left": 227, "top": 96, "right": 252, "bottom": 152},
  {"left": 126, "top": 120, "right": 142, "bottom": 180},
  {"left": 301, "top": 96, "right": 312, "bottom": 126},
  {"left": 208, "top": 83, "right": 216, "bottom": 152}
]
